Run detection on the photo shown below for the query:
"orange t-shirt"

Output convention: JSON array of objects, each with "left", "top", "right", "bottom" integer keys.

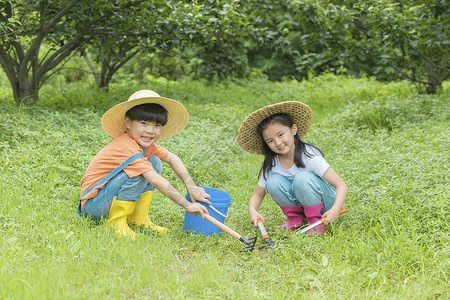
[{"left": 79, "top": 133, "right": 169, "bottom": 210}]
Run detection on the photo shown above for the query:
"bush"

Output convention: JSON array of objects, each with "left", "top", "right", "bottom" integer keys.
[{"left": 340, "top": 92, "right": 449, "bottom": 132}]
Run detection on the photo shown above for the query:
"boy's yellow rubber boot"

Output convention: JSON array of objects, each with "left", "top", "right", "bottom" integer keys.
[
  {"left": 127, "top": 191, "right": 169, "bottom": 236},
  {"left": 106, "top": 197, "right": 138, "bottom": 240}
]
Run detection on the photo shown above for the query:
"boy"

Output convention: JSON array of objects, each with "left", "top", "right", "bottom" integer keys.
[{"left": 77, "top": 89, "right": 210, "bottom": 239}]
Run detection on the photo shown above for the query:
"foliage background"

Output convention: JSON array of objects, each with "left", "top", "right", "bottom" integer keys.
[{"left": 1, "top": 0, "right": 448, "bottom": 107}]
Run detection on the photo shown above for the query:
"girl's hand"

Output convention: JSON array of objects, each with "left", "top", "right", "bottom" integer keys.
[
  {"left": 187, "top": 186, "right": 211, "bottom": 205},
  {"left": 249, "top": 208, "right": 264, "bottom": 227},
  {"left": 185, "top": 202, "right": 209, "bottom": 218},
  {"left": 322, "top": 167, "right": 348, "bottom": 225},
  {"left": 248, "top": 185, "right": 266, "bottom": 226},
  {"left": 322, "top": 207, "right": 341, "bottom": 225}
]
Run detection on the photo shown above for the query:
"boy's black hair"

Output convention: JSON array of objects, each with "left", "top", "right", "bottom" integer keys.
[
  {"left": 125, "top": 103, "right": 168, "bottom": 126},
  {"left": 257, "top": 113, "right": 323, "bottom": 180}
]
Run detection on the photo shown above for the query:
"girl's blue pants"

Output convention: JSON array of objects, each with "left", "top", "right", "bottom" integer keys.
[{"left": 265, "top": 170, "right": 336, "bottom": 214}]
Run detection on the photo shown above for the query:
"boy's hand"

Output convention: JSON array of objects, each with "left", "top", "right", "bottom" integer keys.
[
  {"left": 186, "top": 202, "right": 209, "bottom": 218},
  {"left": 249, "top": 207, "right": 264, "bottom": 227},
  {"left": 187, "top": 186, "right": 211, "bottom": 205}
]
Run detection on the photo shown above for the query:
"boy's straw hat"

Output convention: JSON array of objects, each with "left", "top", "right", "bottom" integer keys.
[
  {"left": 101, "top": 90, "right": 189, "bottom": 139},
  {"left": 237, "top": 101, "right": 312, "bottom": 154}
]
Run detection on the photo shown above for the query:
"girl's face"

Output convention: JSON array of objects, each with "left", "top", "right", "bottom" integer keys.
[
  {"left": 125, "top": 118, "right": 162, "bottom": 147},
  {"left": 261, "top": 122, "right": 298, "bottom": 156}
]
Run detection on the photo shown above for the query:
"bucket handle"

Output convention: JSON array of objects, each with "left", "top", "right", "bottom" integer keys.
[{"left": 208, "top": 204, "right": 228, "bottom": 218}]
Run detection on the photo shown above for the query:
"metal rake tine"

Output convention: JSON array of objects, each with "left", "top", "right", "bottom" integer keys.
[
  {"left": 254, "top": 242, "right": 269, "bottom": 250},
  {"left": 238, "top": 236, "right": 257, "bottom": 252}
]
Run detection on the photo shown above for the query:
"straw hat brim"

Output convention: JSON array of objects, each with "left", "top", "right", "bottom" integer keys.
[
  {"left": 101, "top": 96, "right": 189, "bottom": 139},
  {"left": 237, "top": 101, "right": 312, "bottom": 155}
]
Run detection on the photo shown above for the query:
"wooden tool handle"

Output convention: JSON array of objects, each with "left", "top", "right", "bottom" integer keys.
[{"left": 204, "top": 214, "right": 241, "bottom": 240}]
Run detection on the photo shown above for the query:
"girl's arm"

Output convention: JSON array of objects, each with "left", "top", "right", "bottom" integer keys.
[
  {"left": 162, "top": 152, "right": 211, "bottom": 205},
  {"left": 248, "top": 185, "right": 267, "bottom": 226},
  {"left": 322, "top": 167, "right": 348, "bottom": 224},
  {"left": 142, "top": 170, "right": 209, "bottom": 217}
]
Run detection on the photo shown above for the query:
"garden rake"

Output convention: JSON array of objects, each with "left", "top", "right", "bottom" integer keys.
[
  {"left": 253, "top": 218, "right": 276, "bottom": 254},
  {"left": 203, "top": 214, "right": 257, "bottom": 252}
]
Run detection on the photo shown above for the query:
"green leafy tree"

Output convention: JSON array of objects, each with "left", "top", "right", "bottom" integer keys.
[
  {"left": 351, "top": 0, "right": 449, "bottom": 94},
  {"left": 79, "top": 0, "right": 175, "bottom": 90},
  {"left": 179, "top": 0, "right": 252, "bottom": 79},
  {"left": 80, "top": 0, "right": 249, "bottom": 87},
  {"left": 243, "top": 0, "right": 355, "bottom": 80},
  {"left": 242, "top": 0, "right": 449, "bottom": 92},
  {"left": 0, "top": 0, "right": 144, "bottom": 106}
]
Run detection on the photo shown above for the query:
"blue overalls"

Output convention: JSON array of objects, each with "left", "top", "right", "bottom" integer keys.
[{"left": 77, "top": 154, "right": 162, "bottom": 220}]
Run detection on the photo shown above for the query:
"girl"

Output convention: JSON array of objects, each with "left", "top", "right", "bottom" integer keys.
[{"left": 237, "top": 101, "right": 348, "bottom": 235}]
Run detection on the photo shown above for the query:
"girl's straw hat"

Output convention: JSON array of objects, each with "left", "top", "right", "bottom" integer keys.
[
  {"left": 101, "top": 90, "right": 189, "bottom": 139},
  {"left": 237, "top": 101, "right": 312, "bottom": 154}
]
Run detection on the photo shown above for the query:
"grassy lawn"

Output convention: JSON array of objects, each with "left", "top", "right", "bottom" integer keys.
[{"left": 0, "top": 75, "right": 448, "bottom": 299}]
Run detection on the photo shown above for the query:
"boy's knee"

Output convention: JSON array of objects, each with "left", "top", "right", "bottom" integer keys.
[
  {"left": 129, "top": 174, "right": 148, "bottom": 186},
  {"left": 148, "top": 156, "right": 162, "bottom": 174},
  {"left": 118, "top": 175, "right": 148, "bottom": 201}
]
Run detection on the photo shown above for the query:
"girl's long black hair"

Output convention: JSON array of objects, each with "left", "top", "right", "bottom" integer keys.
[{"left": 257, "top": 113, "right": 323, "bottom": 180}]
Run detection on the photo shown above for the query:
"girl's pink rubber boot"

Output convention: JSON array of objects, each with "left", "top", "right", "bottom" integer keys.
[
  {"left": 303, "top": 203, "right": 324, "bottom": 235},
  {"left": 275, "top": 206, "right": 304, "bottom": 231}
]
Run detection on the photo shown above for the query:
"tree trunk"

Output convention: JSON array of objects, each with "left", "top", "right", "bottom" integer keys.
[
  {"left": 97, "top": 50, "right": 139, "bottom": 91},
  {"left": 424, "top": 61, "right": 440, "bottom": 94},
  {"left": 1, "top": 0, "right": 145, "bottom": 105},
  {"left": 16, "top": 75, "right": 35, "bottom": 106},
  {"left": 137, "top": 52, "right": 143, "bottom": 83},
  {"left": 98, "top": 62, "right": 110, "bottom": 91},
  {"left": 4, "top": 52, "right": 39, "bottom": 106},
  {"left": 81, "top": 49, "right": 101, "bottom": 87}
]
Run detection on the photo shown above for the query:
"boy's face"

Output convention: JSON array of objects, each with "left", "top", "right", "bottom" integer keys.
[{"left": 125, "top": 118, "right": 162, "bottom": 147}]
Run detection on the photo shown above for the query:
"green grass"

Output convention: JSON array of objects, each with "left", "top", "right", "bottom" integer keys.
[{"left": 0, "top": 74, "right": 448, "bottom": 299}]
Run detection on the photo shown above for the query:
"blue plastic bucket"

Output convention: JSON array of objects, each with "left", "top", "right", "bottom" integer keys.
[{"left": 183, "top": 186, "right": 231, "bottom": 236}]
